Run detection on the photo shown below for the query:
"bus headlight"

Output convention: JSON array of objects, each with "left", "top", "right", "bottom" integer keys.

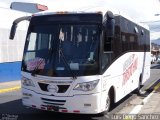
[
  {"left": 74, "top": 80, "right": 99, "bottom": 91},
  {"left": 22, "top": 77, "right": 35, "bottom": 87}
]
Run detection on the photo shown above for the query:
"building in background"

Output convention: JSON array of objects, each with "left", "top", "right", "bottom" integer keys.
[
  {"left": 0, "top": 2, "right": 47, "bottom": 82},
  {"left": 151, "top": 43, "right": 160, "bottom": 63}
]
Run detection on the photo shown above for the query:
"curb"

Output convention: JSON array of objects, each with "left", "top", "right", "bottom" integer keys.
[
  {"left": 154, "top": 82, "right": 160, "bottom": 91},
  {"left": 127, "top": 81, "right": 160, "bottom": 116},
  {"left": 141, "top": 81, "right": 160, "bottom": 106},
  {"left": 141, "top": 79, "right": 160, "bottom": 92},
  {"left": 0, "top": 85, "right": 21, "bottom": 94}
]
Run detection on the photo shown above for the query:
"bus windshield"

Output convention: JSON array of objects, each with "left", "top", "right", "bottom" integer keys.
[{"left": 22, "top": 24, "right": 100, "bottom": 77}]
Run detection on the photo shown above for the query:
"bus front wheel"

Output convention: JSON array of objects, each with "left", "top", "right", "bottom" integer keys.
[
  {"left": 102, "top": 87, "right": 115, "bottom": 115},
  {"left": 102, "top": 94, "right": 111, "bottom": 115},
  {"left": 105, "top": 94, "right": 111, "bottom": 112}
]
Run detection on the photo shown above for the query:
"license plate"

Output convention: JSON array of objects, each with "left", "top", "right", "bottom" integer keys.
[{"left": 47, "top": 105, "right": 59, "bottom": 112}]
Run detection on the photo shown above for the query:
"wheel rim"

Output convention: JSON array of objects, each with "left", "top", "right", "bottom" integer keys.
[
  {"left": 139, "top": 87, "right": 146, "bottom": 95},
  {"left": 105, "top": 95, "right": 110, "bottom": 111}
]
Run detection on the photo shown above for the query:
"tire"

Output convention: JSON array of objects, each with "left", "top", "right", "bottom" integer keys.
[
  {"left": 102, "top": 94, "right": 111, "bottom": 115},
  {"left": 136, "top": 76, "right": 145, "bottom": 96},
  {"left": 137, "top": 84, "right": 144, "bottom": 95}
]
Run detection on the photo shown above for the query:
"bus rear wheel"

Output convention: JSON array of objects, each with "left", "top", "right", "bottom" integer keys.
[{"left": 136, "top": 76, "right": 145, "bottom": 96}]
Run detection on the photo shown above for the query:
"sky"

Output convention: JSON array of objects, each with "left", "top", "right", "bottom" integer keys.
[{"left": 1, "top": 0, "right": 160, "bottom": 40}]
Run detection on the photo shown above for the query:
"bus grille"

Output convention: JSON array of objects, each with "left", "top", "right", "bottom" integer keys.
[
  {"left": 41, "top": 98, "right": 66, "bottom": 106},
  {"left": 38, "top": 83, "right": 70, "bottom": 93}
]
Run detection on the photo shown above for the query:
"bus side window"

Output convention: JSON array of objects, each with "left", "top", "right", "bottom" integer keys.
[
  {"left": 103, "top": 30, "right": 114, "bottom": 52},
  {"left": 104, "top": 37, "right": 112, "bottom": 51},
  {"left": 102, "top": 32, "right": 113, "bottom": 70}
]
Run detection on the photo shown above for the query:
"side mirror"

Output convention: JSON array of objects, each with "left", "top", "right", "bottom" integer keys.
[
  {"left": 104, "top": 11, "right": 115, "bottom": 37},
  {"left": 9, "top": 16, "right": 31, "bottom": 40},
  {"left": 103, "top": 11, "right": 115, "bottom": 52},
  {"left": 106, "top": 19, "right": 115, "bottom": 37},
  {"left": 9, "top": 23, "right": 17, "bottom": 40}
]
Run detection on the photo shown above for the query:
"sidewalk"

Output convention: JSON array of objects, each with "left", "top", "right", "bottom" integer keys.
[
  {"left": 0, "top": 80, "right": 21, "bottom": 93},
  {"left": 139, "top": 82, "right": 160, "bottom": 114}
]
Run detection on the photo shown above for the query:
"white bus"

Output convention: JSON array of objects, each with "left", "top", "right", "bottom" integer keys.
[{"left": 10, "top": 8, "right": 150, "bottom": 114}]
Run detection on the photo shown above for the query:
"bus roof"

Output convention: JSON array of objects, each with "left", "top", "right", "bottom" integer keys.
[{"left": 33, "top": 5, "right": 149, "bottom": 30}]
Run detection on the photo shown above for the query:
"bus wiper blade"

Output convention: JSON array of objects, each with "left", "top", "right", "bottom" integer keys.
[
  {"left": 31, "top": 68, "right": 39, "bottom": 76},
  {"left": 59, "top": 48, "right": 77, "bottom": 80}
]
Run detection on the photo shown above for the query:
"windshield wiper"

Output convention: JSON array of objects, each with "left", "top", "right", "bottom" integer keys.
[{"left": 59, "top": 48, "right": 77, "bottom": 80}]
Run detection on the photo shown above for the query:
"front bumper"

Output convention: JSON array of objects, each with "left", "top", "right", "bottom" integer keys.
[{"left": 22, "top": 88, "right": 102, "bottom": 114}]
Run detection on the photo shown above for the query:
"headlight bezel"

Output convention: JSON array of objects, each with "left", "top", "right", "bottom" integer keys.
[
  {"left": 22, "top": 76, "right": 35, "bottom": 87},
  {"left": 73, "top": 79, "right": 99, "bottom": 92}
]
